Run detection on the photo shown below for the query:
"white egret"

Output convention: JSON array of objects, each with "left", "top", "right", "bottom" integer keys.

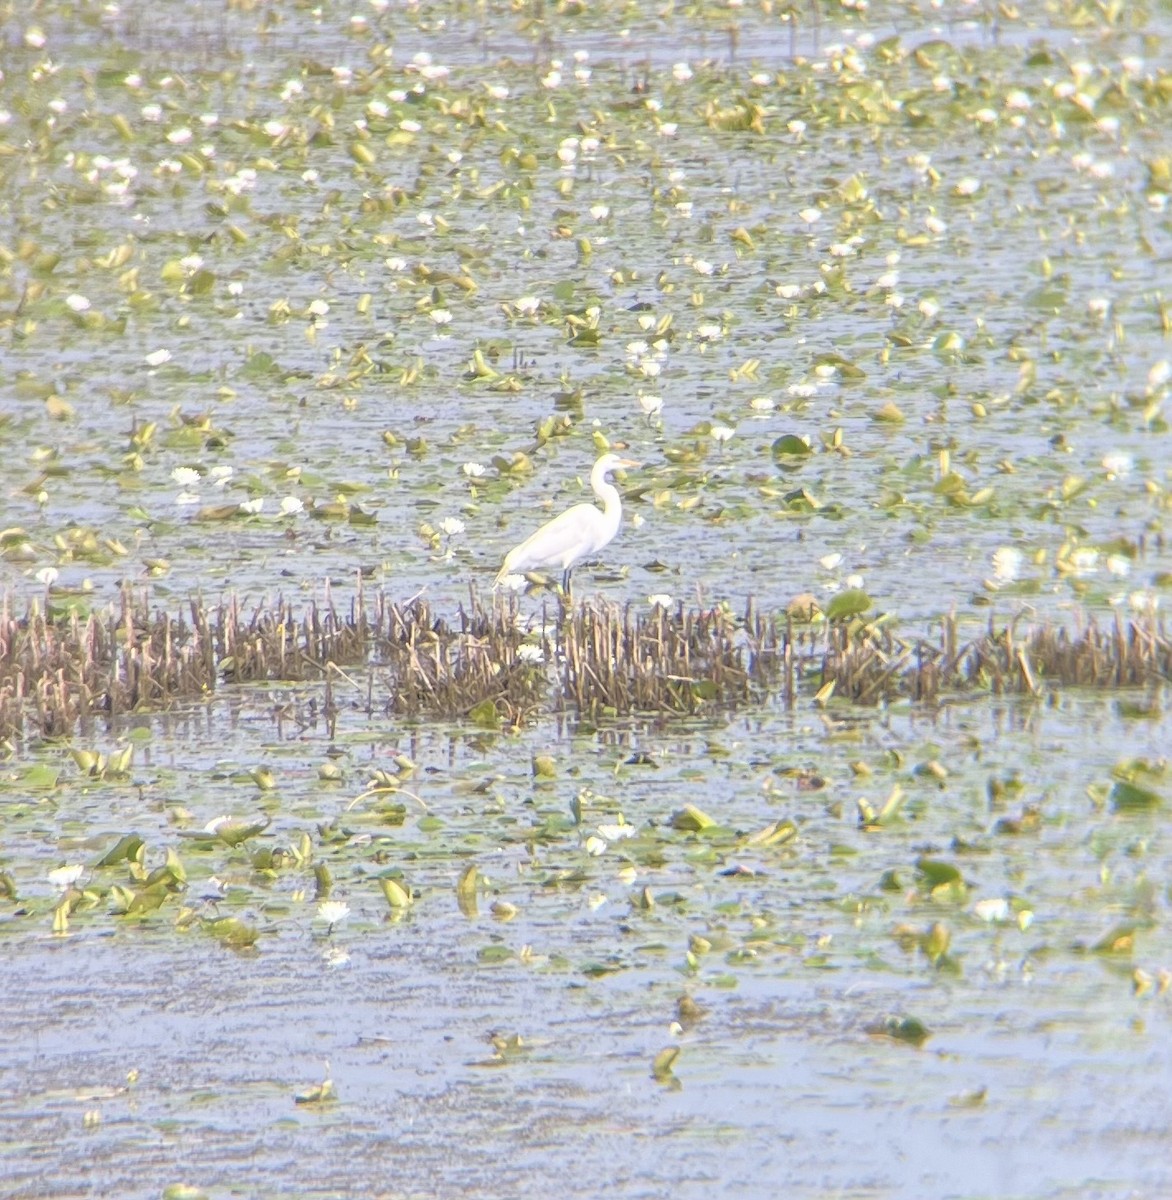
[{"left": 495, "top": 452, "right": 641, "bottom": 595}]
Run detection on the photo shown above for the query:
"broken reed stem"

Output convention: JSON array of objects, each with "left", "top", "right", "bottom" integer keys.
[{"left": 0, "top": 584, "right": 1169, "bottom": 741}]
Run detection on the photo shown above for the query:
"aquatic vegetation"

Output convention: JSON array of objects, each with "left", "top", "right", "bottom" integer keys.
[{"left": 4, "top": 585, "right": 1172, "bottom": 739}]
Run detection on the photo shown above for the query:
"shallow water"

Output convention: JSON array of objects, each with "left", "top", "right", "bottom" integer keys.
[{"left": 6, "top": 688, "right": 1172, "bottom": 1198}]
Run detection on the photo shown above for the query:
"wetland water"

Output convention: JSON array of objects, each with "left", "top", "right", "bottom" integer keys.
[{"left": 2, "top": 1, "right": 1172, "bottom": 1197}]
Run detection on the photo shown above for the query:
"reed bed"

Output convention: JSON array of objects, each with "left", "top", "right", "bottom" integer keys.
[
  {"left": 0, "top": 585, "right": 1168, "bottom": 741},
  {"left": 819, "top": 609, "right": 1172, "bottom": 703},
  {"left": 557, "top": 597, "right": 783, "bottom": 716}
]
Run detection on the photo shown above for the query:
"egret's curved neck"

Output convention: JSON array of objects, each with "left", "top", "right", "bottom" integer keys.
[{"left": 591, "top": 461, "right": 623, "bottom": 528}]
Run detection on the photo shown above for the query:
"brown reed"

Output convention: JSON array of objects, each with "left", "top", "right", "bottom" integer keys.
[{"left": 0, "top": 584, "right": 1168, "bottom": 742}]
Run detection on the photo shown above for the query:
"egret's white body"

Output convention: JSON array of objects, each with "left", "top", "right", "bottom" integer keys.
[{"left": 495, "top": 453, "right": 640, "bottom": 594}]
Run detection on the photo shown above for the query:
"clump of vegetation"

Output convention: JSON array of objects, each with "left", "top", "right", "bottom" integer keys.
[{"left": 2, "top": 586, "right": 1169, "bottom": 740}]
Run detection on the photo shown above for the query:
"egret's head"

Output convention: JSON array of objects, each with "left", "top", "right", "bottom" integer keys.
[{"left": 595, "top": 452, "right": 642, "bottom": 475}]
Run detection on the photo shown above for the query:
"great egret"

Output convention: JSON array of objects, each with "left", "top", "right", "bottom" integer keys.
[{"left": 495, "top": 452, "right": 641, "bottom": 595}]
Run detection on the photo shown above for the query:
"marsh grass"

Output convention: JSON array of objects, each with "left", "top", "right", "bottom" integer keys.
[{"left": 1, "top": 585, "right": 1168, "bottom": 740}]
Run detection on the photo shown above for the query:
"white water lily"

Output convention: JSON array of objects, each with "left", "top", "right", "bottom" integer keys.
[
  {"left": 35, "top": 567, "right": 59, "bottom": 587},
  {"left": 584, "top": 835, "right": 607, "bottom": 856},
  {"left": 514, "top": 295, "right": 540, "bottom": 316},
  {"left": 974, "top": 898, "right": 1011, "bottom": 923},
  {"left": 238, "top": 498, "right": 264, "bottom": 515},
  {"left": 749, "top": 396, "right": 774, "bottom": 413},
  {"left": 517, "top": 644, "right": 545, "bottom": 665},
  {"left": 279, "top": 496, "right": 304, "bottom": 516},
  {"left": 144, "top": 348, "right": 172, "bottom": 367},
  {"left": 171, "top": 467, "right": 201, "bottom": 487},
  {"left": 429, "top": 308, "right": 452, "bottom": 325},
  {"left": 49, "top": 864, "right": 85, "bottom": 890},
  {"left": 316, "top": 901, "right": 351, "bottom": 929},
  {"left": 1067, "top": 547, "right": 1099, "bottom": 575},
  {"left": 597, "top": 822, "right": 636, "bottom": 841},
  {"left": 462, "top": 462, "right": 486, "bottom": 478},
  {"left": 991, "top": 547, "right": 1023, "bottom": 581},
  {"left": 711, "top": 424, "right": 734, "bottom": 445},
  {"left": 799, "top": 207, "right": 821, "bottom": 225},
  {"left": 65, "top": 294, "right": 91, "bottom": 312},
  {"left": 638, "top": 393, "right": 663, "bottom": 419},
  {"left": 439, "top": 517, "right": 465, "bottom": 537},
  {"left": 589, "top": 203, "right": 609, "bottom": 221},
  {"left": 648, "top": 594, "right": 673, "bottom": 609}
]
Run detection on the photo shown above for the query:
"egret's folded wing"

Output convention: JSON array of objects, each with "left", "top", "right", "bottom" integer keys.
[{"left": 499, "top": 503, "right": 603, "bottom": 576}]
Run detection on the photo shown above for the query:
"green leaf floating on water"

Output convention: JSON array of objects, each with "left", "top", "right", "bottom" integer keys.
[
  {"left": 915, "top": 858, "right": 962, "bottom": 887},
  {"left": 294, "top": 1078, "right": 336, "bottom": 1105},
  {"left": 1108, "top": 759, "right": 1166, "bottom": 812},
  {"left": 1109, "top": 779, "right": 1163, "bottom": 812},
  {"left": 380, "top": 876, "right": 412, "bottom": 909},
  {"left": 95, "top": 833, "right": 145, "bottom": 868},
  {"left": 477, "top": 945, "right": 514, "bottom": 963},
  {"left": 671, "top": 804, "right": 716, "bottom": 832},
  {"left": 21, "top": 763, "right": 61, "bottom": 790},
  {"left": 212, "top": 817, "right": 270, "bottom": 847},
  {"left": 652, "top": 1046, "right": 680, "bottom": 1081},
  {"left": 745, "top": 819, "right": 798, "bottom": 847},
  {"left": 456, "top": 864, "right": 479, "bottom": 917},
  {"left": 825, "top": 589, "right": 872, "bottom": 622},
  {"left": 868, "top": 1015, "right": 932, "bottom": 1047},
  {"left": 468, "top": 699, "right": 499, "bottom": 729},
  {"left": 1090, "top": 923, "right": 1141, "bottom": 956},
  {"left": 771, "top": 434, "right": 812, "bottom": 460},
  {"left": 204, "top": 917, "right": 260, "bottom": 950}
]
